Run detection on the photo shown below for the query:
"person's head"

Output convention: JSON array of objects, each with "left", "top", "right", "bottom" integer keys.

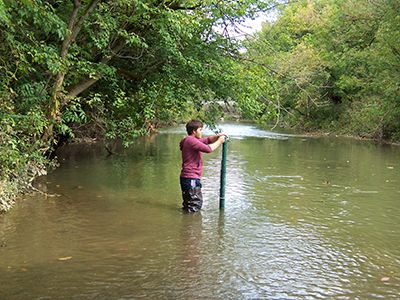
[{"left": 186, "top": 119, "right": 204, "bottom": 138}]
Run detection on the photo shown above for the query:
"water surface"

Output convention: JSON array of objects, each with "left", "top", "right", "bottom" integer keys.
[{"left": 1, "top": 123, "right": 399, "bottom": 299}]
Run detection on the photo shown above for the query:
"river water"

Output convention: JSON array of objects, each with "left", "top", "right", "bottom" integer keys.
[{"left": 1, "top": 123, "right": 399, "bottom": 299}]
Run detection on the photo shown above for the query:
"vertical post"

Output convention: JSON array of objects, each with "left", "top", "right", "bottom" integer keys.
[{"left": 219, "top": 138, "right": 228, "bottom": 210}]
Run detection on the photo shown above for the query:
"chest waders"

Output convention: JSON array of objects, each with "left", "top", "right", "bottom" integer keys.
[{"left": 182, "top": 187, "right": 203, "bottom": 213}]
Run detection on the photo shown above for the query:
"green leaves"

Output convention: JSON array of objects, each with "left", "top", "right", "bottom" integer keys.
[
  {"left": 240, "top": 0, "right": 400, "bottom": 140},
  {"left": 15, "top": 82, "right": 48, "bottom": 113},
  {"left": 0, "top": 0, "right": 9, "bottom": 24},
  {"left": 0, "top": 110, "right": 51, "bottom": 211},
  {"left": 1, "top": 0, "right": 290, "bottom": 208}
]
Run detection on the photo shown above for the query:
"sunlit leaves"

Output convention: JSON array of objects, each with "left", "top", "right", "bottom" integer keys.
[
  {"left": 0, "top": 0, "right": 9, "bottom": 24},
  {"left": 0, "top": 0, "right": 284, "bottom": 208},
  {"left": 241, "top": 0, "right": 400, "bottom": 140}
]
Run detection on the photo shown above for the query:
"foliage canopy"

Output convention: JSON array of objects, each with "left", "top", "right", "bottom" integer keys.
[
  {"left": 238, "top": 0, "right": 400, "bottom": 140},
  {"left": 0, "top": 0, "right": 274, "bottom": 210}
]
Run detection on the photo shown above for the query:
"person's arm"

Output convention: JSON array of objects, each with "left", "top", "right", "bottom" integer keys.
[
  {"left": 209, "top": 135, "right": 225, "bottom": 151},
  {"left": 199, "top": 134, "right": 225, "bottom": 144},
  {"left": 208, "top": 134, "right": 224, "bottom": 144}
]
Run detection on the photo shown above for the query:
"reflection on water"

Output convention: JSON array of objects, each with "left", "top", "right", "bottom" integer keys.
[{"left": 1, "top": 123, "right": 399, "bottom": 299}]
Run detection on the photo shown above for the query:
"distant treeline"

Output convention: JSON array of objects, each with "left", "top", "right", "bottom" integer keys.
[{"left": 237, "top": 0, "right": 400, "bottom": 141}]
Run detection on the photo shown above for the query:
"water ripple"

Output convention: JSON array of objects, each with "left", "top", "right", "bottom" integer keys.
[{"left": 1, "top": 124, "right": 400, "bottom": 299}]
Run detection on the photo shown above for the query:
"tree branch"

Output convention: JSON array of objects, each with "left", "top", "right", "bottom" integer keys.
[
  {"left": 71, "top": 0, "right": 102, "bottom": 42},
  {"left": 66, "top": 40, "right": 127, "bottom": 98},
  {"left": 60, "top": 0, "right": 81, "bottom": 58},
  {"left": 51, "top": 0, "right": 102, "bottom": 117}
]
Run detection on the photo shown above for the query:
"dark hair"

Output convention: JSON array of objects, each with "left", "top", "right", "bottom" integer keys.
[{"left": 186, "top": 119, "right": 203, "bottom": 135}]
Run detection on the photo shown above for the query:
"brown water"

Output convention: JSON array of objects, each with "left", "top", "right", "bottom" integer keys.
[{"left": 1, "top": 123, "right": 399, "bottom": 299}]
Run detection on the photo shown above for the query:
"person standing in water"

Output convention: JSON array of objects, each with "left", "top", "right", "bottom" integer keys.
[{"left": 179, "top": 120, "right": 226, "bottom": 212}]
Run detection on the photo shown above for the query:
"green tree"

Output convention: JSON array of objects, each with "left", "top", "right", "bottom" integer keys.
[
  {"left": 240, "top": 0, "right": 400, "bottom": 140},
  {"left": 0, "top": 0, "right": 276, "bottom": 210}
]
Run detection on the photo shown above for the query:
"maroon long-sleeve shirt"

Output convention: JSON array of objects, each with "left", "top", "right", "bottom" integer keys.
[{"left": 180, "top": 136, "right": 213, "bottom": 179}]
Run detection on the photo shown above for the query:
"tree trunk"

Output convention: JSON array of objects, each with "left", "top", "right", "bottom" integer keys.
[{"left": 45, "top": 0, "right": 101, "bottom": 142}]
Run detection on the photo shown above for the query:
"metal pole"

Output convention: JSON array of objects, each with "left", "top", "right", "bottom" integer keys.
[{"left": 219, "top": 138, "right": 228, "bottom": 210}]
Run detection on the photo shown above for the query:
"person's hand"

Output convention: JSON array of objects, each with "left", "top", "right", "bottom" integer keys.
[{"left": 218, "top": 135, "right": 226, "bottom": 143}]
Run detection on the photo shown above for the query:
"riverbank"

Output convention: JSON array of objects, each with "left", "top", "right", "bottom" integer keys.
[
  {"left": 0, "top": 162, "right": 52, "bottom": 213},
  {"left": 296, "top": 129, "right": 400, "bottom": 146}
]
